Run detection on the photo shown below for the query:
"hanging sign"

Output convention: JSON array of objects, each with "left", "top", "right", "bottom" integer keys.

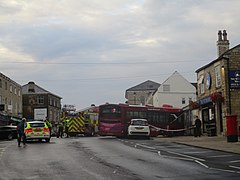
[{"left": 229, "top": 70, "right": 240, "bottom": 89}]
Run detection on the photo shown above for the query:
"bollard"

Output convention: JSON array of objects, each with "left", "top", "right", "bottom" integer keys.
[{"left": 226, "top": 115, "right": 238, "bottom": 142}]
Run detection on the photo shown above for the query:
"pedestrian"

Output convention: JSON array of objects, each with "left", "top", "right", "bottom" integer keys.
[
  {"left": 17, "top": 118, "right": 27, "bottom": 147},
  {"left": 194, "top": 116, "right": 202, "bottom": 137},
  {"left": 45, "top": 117, "right": 52, "bottom": 137},
  {"left": 57, "top": 122, "right": 64, "bottom": 138},
  {"left": 64, "top": 119, "right": 69, "bottom": 138}
]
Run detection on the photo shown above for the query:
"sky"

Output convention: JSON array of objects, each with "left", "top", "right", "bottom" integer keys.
[{"left": 1, "top": 0, "right": 240, "bottom": 110}]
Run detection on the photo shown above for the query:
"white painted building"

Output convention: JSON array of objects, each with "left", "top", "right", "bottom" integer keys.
[{"left": 153, "top": 71, "right": 197, "bottom": 108}]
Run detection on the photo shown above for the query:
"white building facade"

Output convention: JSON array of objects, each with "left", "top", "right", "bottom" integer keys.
[{"left": 153, "top": 71, "right": 197, "bottom": 108}]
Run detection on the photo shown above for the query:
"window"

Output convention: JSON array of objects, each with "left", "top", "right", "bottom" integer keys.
[
  {"left": 10, "top": 85, "right": 13, "bottom": 92},
  {"left": 37, "top": 96, "right": 44, "bottom": 104},
  {"left": 140, "top": 96, "right": 145, "bottom": 105},
  {"left": 200, "top": 82, "right": 205, "bottom": 94},
  {"left": 215, "top": 65, "right": 222, "bottom": 88},
  {"left": 0, "top": 79, "right": 2, "bottom": 88},
  {"left": 163, "top": 84, "right": 170, "bottom": 92},
  {"left": 14, "top": 87, "right": 17, "bottom": 94},
  {"left": 182, "top": 98, "right": 186, "bottom": 104},
  {"left": 18, "top": 90, "right": 21, "bottom": 96},
  {"left": 198, "top": 75, "right": 205, "bottom": 94},
  {"left": 5, "top": 82, "right": 7, "bottom": 90},
  {"left": 0, "top": 95, "right": 2, "bottom": 104}
]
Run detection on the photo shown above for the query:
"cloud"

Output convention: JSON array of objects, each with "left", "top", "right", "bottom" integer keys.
[{"left": 1, "top": 0, "right": 240, "bottom": 109}]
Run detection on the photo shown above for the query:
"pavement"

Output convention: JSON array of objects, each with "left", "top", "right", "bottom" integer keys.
[{"left": 155, "top": 135, "right": 240, "bottom": 154}]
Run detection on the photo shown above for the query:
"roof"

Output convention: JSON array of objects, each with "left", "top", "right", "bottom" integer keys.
[
  {"left": 126, "top": 80, "right": 160, "bottom": 91},
  {"left": 191, "top": 83, "right": 197, "bottom": 89},
  {"left": 22, "top": 82, "right": 62, "bottom": 99},
  {"left": 195, "top": 44, "right": 240, "bottom": 73}
]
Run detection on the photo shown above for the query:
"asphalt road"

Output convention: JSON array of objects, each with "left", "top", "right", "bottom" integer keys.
[{"left": 0, "top": 137, "right": 240, "bottom": 180}]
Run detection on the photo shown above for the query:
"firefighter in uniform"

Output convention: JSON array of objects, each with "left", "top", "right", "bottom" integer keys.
[
  {"left": 57, "top": 122, "right": 64, "bottom": 138},
  {"left": 64, "top": 119, "right": 70, "bottom": 138}
]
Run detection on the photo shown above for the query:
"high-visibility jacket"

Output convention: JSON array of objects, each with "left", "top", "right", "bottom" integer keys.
[
  {"left": 64, "top": 120, "right": 70, "bottom": 127},
  {"left": 45, "top": 120, "right": 52, "bottom": 128}
]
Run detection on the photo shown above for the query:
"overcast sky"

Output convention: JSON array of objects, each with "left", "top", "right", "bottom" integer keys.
[{"left": 1, "top": 0, "right": 240, "bottom": 109}]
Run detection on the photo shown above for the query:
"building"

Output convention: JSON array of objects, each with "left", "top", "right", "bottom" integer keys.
[
  {"left": 0, "top": 72, "right": 22, "bottom": 125},
  {"left": 125, "top": 80, "right": 160, "bottom": 105},
  {"left": 22, "top": 82, "right": 62, "bottom": 129},
  {"left": 195, "top": 30, "right": 240, "bottom": 136},
  {"left": 152, "top": 71, "right": 197, "bottom": 108}
]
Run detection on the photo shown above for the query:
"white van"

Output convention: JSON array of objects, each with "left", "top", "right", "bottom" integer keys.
[{"left": 128, "top": 119, "right": 150, "bottom": 138}]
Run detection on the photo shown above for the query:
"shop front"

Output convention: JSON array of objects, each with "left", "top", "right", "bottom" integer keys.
[{"left": 199, "top": 96, "right": 217, "bottom": 136}]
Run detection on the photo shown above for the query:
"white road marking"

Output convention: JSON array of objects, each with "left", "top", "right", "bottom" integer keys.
[
  {"left": 183, "top": 151, "right": 211, "bottom": 154},
  {"left": 210, "top": 167, "right": 236, "bottom": 173},
  {"left": 209, "top": 154, "right": 233, "bottom": 158},
  {"left": 195, "top": 160, "right": 209, "bottom": 168},
  {"left": 167, "top": 150, "right": 205, "bottom": 162},
  {"left": 229, "top": 165, "right": 240, "bottom": 170},
  {"left": 229, "top": 159, "right": 240, "bottom": 163},
  {"left": 135, "top": 144, "right": 156, "bottom": 150}
]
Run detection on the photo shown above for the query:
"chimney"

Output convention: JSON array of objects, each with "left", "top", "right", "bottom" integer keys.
[
  {"left": 28, "top": 81, "right": 35, "bottom": 93},
  {"left": 217, "top": 30, "right": 229, "bottom": 57}
]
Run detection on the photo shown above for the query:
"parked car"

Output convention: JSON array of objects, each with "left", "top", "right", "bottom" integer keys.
[
  {"left": 25, "top": 121, "right": 51, "bottom": 142},
  {"left": 128, "top": 119, "right": 150, "bottom": 139},
  {"left": 0, "top": 125, "right": 18, "bottom": 140}
]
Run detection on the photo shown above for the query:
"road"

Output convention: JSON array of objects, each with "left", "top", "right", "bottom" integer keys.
[{"left": 0, "top": 136, "right": 239, "bottom": 180}]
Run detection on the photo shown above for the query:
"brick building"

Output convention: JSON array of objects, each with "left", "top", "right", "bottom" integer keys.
[{"left": 195, "top": 30, "right": 240, "bottom": 136}]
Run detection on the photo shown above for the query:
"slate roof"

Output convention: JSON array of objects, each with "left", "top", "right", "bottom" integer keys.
[
  {"left": 126, "top": 80, "right": 160, "bottom": 91},
  {"left": 195, "top": 44, "right": 240, "bottom": 73},
  {"left": 22, "top": 81, "right": 62, "bottom": 99}
]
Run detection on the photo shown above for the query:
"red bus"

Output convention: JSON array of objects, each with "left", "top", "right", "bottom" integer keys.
[{"left": 98, "top": 103, "right": 184, "bottom": 137}]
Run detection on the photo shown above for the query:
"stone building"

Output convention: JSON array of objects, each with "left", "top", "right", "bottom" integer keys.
[
  {"left": 22, "top": 82, "right": 62, "bottom": 128},
  {"left": 195, "top": 30, "right": 240, "bottom": 136},
  {"left": 0, "top": 72, "right": 22, "bottom": 125},
  {"left": 125, "top": 80, "right": 160, "bottom": 105}
]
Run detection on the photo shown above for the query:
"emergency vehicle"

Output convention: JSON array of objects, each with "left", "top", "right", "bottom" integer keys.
[
  {"left": 25, "top": 121, "right": 51, "bottom": 142},
  {"left": 61, "top": 111, "right": 98, "bottom": 137}
]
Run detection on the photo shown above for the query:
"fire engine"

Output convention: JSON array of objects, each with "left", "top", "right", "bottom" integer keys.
[{"left": 60, "top": 106, "right": 99, "bottom": 137}]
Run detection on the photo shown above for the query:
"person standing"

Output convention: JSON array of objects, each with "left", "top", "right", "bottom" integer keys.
[
  {"left": 194, "top": 116, "right": 202, "bottom": 137},
  {"left": 64, "top": 119, "right": 69, "bottom": 138},
  {"left": 17, "top": 118, "right": 27, "bottom": 147},
  {"left": 45, "top": 117, "right": 52, "bottom": 137},
  {"left": 57, "top": 122, "right": 64, "bottom": 138}
]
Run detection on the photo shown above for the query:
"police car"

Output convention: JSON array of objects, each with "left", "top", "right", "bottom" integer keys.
[
  {"left": 25, "top": 121, "right": 51, "bottom": 142},
  {"left": 127, "top": 119, "right": 150, "bottom": 139}
]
